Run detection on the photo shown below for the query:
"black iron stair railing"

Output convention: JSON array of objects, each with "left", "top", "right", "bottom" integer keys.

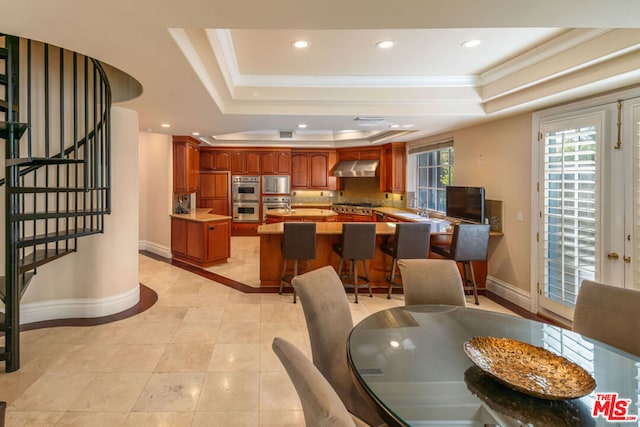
[{"left": 0, "top": 34, "right": 112, "bottom": 372}]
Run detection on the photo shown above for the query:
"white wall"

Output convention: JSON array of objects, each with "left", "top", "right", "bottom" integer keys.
[
  {"left": 20, "top": 107, "right": 141, "bottom": 323},
  {"left": 138, "top": 132, "right": 173, "bottom": 258},
  {"left": 407, "top": 113, "right": 534, "bottom": 308}
]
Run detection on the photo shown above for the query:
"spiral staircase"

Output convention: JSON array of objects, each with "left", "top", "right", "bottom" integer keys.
[{"left": 0, "top": 34, "right": 112, "bottom": 371}]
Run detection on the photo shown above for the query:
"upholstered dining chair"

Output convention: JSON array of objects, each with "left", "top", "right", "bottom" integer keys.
[
  {"left": 272, "top": 337, "right": 369, "bottom": 427},
  {"left": 573, "top": 279, "right": 640, "bottom": 357},
  {"left": 397, "top": 259, "right": 466, "bottom": 307},
  {"left": 292, "top": 266, "right": 386, "bottom": 427}
]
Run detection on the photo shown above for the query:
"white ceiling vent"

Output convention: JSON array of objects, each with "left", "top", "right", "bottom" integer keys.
[
  {"left": 279, "top": 130, "right": 294, "bottom": 139},
  {"left": 354, "top": 116, "right": 385, "bottom": 123}
]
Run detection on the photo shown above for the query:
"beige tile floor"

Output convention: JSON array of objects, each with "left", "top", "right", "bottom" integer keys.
[{"left": 0, "top": 245, "right": 518, "bottom": 427}]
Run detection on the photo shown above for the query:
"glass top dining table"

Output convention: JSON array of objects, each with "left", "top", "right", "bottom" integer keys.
[{"left": 347, "top": 305, "right": 639, "bottom": 427}]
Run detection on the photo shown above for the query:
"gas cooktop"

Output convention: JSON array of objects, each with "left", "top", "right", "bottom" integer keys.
[
  {"left": 332, "top": 202, "right": 381, "bottom": 208},
  {"left": 331, "top": 202, "right": 381, "bottom": 215}
]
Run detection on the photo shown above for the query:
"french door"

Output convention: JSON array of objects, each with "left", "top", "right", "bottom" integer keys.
[{"left": 535, "top": 102, "right": 631, "bottom": 320}]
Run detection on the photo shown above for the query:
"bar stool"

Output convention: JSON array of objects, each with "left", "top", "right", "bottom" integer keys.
[
  {"left": 431, "top": 223, "right": 490, "bottom": 305},
  {"left": 332, "top": 223, "right": 376, "bottom": 303},
  {"left": 280, "top": 222, "right": 316, "bottom": 303},
  {"left": 380, "top": 223, "right": 431, "bottom": 299}
]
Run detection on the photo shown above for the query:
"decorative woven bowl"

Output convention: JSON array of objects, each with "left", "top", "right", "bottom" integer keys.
[{"left": 463, "top": 337, "right": 596, "bottom": 400}]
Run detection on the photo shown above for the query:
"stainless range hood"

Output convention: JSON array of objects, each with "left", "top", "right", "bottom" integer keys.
[{"left": 333, "top": 159, "right": 379, "bottom": 177}]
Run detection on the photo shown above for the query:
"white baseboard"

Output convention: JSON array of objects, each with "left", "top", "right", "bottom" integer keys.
[
  {"left": 20, "top": 285, "right": 140, "bottom": 324},
  {"left": 139, "top": 240, "right": 171, "bottom": 259},
  {"left": 486, "top": 275, "right": 532, "bottom": 312}
]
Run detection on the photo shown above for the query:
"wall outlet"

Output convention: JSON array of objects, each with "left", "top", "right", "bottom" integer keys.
[
  {"left": 479, "top": 154, "right": 484, "bottom": 165},
  {"left": 517, "top": 211, "right": 524, "bottom": 222}
]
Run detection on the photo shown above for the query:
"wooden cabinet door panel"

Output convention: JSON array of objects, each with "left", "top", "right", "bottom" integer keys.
[
  {"left": 200, "top": 150, "right": 215, "bottom": 171},
  {"left": 291, "top": 153, "right": 309, "bottom": 188},
  {"left": 214, "top": 151, "right": 231, "bottom": 170},
  {"left": 171, "top": 218, "right": 187, "bottom": 255},
  {"left": 199, "top": 198, "right": 229, "bottom": 216},
  {"left": 231, "top": 151, "right": 246, "bottom": 174},
  {"left": 186, "top": 221, "right": 204, "bottom": 260},
  {"left": 199, "top": 173, "right": 228, "bottom": 198},
  {"left": 246, "top": 152, "right": 261, "bottom": 174},
  {"left": 276, "top": 151, "right": 290, "bottom": 174},
  {"left": 261, "top": 152, "right": 276, "bottom": 174},
  {"left": 173, "top": 143, "right": 188, "bottom": 193},
  {"left": 205, "top": 220, "right": 230, "bottom": 263},
  {"left": 201, "top": 150, "right": 231, "bottom": 171},
  {"left": 187, "top": 143, "right": 200, "bottom": 192},
  {"left": 309, "top": 153, "right": 328, "bottom": 188}
]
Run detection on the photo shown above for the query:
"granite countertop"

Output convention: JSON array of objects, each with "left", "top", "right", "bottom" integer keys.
[
  {"left": 258, "top": 221, "right": 397, "bottom": 235},
  {"left": 265, "top": 208, "right": 338, "bottom": 218},
  {"left": 170, "top": 208, "right": 232, "bottom": 222},
  {"left": 291, "top": 202, "right": 333, "bottom": 208}
]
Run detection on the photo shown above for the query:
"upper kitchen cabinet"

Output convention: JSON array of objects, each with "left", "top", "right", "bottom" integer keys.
[
  {"left": 261, "top": 150, "right": 291, "bottom": 175},
  {"left": 197, "top": 171, "right": 230, "bottom": 215},
  {"left": 200, "top": 148, "right": 231, "bottom": 171},
  {"left": 173, "top": 136, "right": 200, "bottom": 193},
  {"left": 231, "top": 150, "right": 261, "bottom": 175},
  {"left": 291, "top": 149, "right": 339, "bottom": 190},
  {"left": 381, "top": 142, "right": 406, "bottom": 193},
  {"left": 337, "top": 147, "right": 381, "bottom": 162}
]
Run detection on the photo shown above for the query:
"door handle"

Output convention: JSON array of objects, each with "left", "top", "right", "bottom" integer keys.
[{"left": 607, "top": 252, "right": 620, "bottom": 260}]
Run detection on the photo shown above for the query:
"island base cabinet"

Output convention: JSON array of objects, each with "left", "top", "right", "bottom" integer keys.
[
  {"left": 171, "top": 217, "right": 231, "bottom": 267},
  {"left": 259, "top": 230, "right": 487, "bottom": 289}
]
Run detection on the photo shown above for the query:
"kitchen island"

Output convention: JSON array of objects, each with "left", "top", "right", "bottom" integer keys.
[
  {"left": 264, "top": 208, "right": 338, "bottom": 223},
  {"left": 171, "top": 209, "right": 232, "bottom": 268},
  {"left": 257, "top": 220, "right": 452, "bottom": 288}
]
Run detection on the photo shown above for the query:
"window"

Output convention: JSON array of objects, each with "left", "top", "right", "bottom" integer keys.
[
  {"left": 542, "top": 123, "right": 597, "bottom": 309},
  {"left": 414, "top": 145, "right": 454, "bottom": 212}
]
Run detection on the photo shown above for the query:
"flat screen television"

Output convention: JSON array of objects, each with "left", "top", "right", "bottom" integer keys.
[{"left": 445, "top": 186, "right": 485, "bottom": 224}]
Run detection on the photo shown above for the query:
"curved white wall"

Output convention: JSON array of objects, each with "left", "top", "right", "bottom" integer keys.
[{"left": 19, "top": 106, "right": 140, "bottom": 323}]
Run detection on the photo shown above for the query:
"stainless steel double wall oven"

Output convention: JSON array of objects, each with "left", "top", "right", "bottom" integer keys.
[{"left": 232, "top": 176, "right": 260, "bottom": 222}]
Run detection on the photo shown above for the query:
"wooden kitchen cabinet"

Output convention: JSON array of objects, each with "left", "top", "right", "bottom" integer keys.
[
  {"left": 231, "top": 150, "right": 261, "bottom": 175},
  {"left": 261, "top": 150, "right": 291, "bottom": 174},
  {"left": 171, "top": 217, "right": 230, "bottom": 267},
  {"left": 200, "top": 148, "right": 231, "bottom": 171},
  {"left": 291, "top": 150, "right": 339, "bottom": 190},
  {"left": 336, "top": 213, "right": 375, "bottom": 222},
  {"left": 337, "top": 147, "right": 381, "bottom": 162},
  {"left": 173, "top": 136, "right": 200, "bottom": 193},
  {"left": 381, "top": 142, "right": 406, "bottom": 193},
  {"left": 197, "top": 171, "right": 230, "bottom": 215}
]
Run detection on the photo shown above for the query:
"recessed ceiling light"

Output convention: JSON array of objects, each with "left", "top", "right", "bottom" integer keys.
[
  {"left": 297, "top": 123, "right": 308, "bottom": 129},
  {"left": 461, "top": 39, "right": 482, "bottom": 48},
  {"left": 160, "top": 123, "right": 171, "bottom": 128},
  {"left": 376, "top": 40, "right": 395, "bottom": 49},
  {"left": 192, "top": 132, "right": 200, "bottom": 136},
  {"left": 292, "top": 40, "right": 309, "bottom": 49},
  {"left": 389, "top": 124, "right": 400, "bottom": 128}
]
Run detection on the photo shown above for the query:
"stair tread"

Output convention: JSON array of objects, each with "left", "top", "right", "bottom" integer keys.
[
  {"left": 0, "top": 121, "right": 29, "bottom": 140},
  {"left": 10, "top": 187, "right": 92, "bottom": 193},
  {"left": 6, "top": 157, "right": 84, "bottom": 167},
  {"left": 17, "top": 228, "right": 101, "bottom": 247},
  {"left": 19, "top": 248, "right": 74, "bottom": 273}
]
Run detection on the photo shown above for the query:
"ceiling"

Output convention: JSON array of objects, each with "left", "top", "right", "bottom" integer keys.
[{"left": 2, "top": 1, "right": 640, "bottom": 147}]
